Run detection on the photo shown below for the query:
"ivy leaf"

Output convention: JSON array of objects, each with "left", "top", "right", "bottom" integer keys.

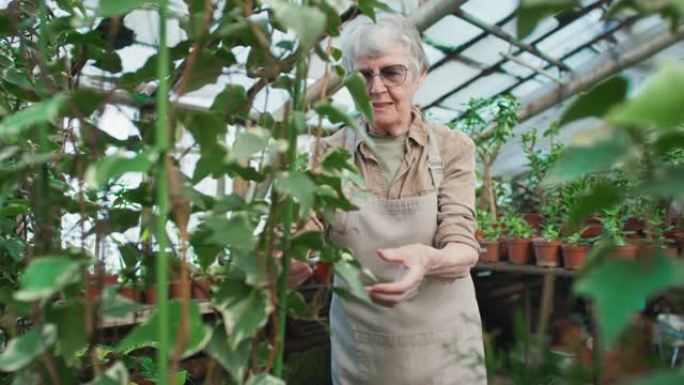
[
  {"left": 575, "top": 254, "right": 684, "bottom": 347},
  {"left": 182, "top": 51, "right": 225, "bottom": 94},
  {"left": 204, "top": 326, "right": 252, "bottom": 382},
  {"left": 636, "top": 165, "right": 684, "bottom": 198},
  {"left": 189, "top": 225, "right": 223, "bottom": 272},
  {"left": 267, "top": 0, "right": 326, "bottom": 48},
  {"left": 15, "top": 256, "right": 82, "bottom": 302},
  {"left": 0, "top": 94, "right": 68, "bottom": 139},
  {"left": 213, "top": 272, "right": 273, "bottom": 348},
  {"left": 85, "top": 150, "right": 157, "bottom": 188},
  {"left": 627, "top": 369, "right": 684, "bottom": 385},
  {"left": 203, "top": 214, "right": 256, "bottom": 252},
  {"left": 101, "top": 287, "right": 143, "bottom": 318},
  {"left": 70, "top": 89, "right": 106, "bottom": 117},
  {"left": 334, "top": 256, "right": 371, "bottom": 304},
  {"left": 543, "top": 130, "right": 631, "bottom": 186},
  {"left": 558, "top": 76, "right": 629, "bottom": 127},
  {"left": 231, "top": 128, "right": 269, "bottom": 162},
  {"left": 116, "top": 300, "right": 212, "bottom": 357},
  {"left": 276, "top": 171, "right": 317, "bottom": 217},
  {"left": 87, "top": 361, "right": 130, "bottom": 385},
  {"left": 0, "top": 324, "right": 57, "bottom": 372},
  {"left": 180, "top": 111, "right": 226, "bottom": 154},
  {"left": 344, "top": 72, "right": 373, "bottom": 125},
  {"left": 97, "top": 0, "right": 155, "bottom": 17},
  {"left": 211, "top": 84, "right": 247, "bottom": 123},
  {"left": 357, "top": 0, "right": 393, "bottom": 22},
  {"left": 517, "top": 0, "right": 579, "bottom": 40},
  {"left": 607, "top": 62, "right": 684, "bottom": 128},
  {"left": 46, "top": 300, "right": 88, "bottom": 364}
]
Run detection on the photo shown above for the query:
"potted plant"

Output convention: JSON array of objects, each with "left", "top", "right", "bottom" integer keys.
[
  {"left": 477, "top": 210, "right": 503, "bottom": 262},
  {"left": 503, "top": 213, "right": 535, "bottom": 264},
  {"left": 86, "top": 263, "right": 119, "bottom": 301},
  {"left": 642, "top": 212, "right": 679, "bottom": 258},
  {"left": 534, "top": 224, "right": 562, "bottom": 267},
  {"left": 561, "top": 230, "right": 591, "bottom": 269},
  {"left": 602, "top": 207, "right": 638, "bottom": 260}
]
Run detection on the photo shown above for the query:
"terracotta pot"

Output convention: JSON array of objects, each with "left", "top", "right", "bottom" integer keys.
[
  {"left": 475, "top": 230, "right": 485, "bottom": 240},
  {"left": 144, "top": 286, "right": 157, "bottom": 304},
  {"left": 507, "top": 238, "right": 533, "bottom": 265},
  {"left": 533, "top": 239, "right": 562, "bottom": 267},
  {"left": 86, "top": 273, "right": 119, "bottom": 300},
  {"left": 480, "top": 240, "right": 501, "bottom": 262},
  {"left": 639, "top": 243, "right": 680, "bottom": 259},
  {"left": 580, "top": 218, "right": 602, "bottom": 238},
  {"left": 192, "top": 279, "right": 211, "bottom": 300},
  {"left": 169, "top": 280, "right": 184, "bottom": 299},
  {"left": 664, "top": 230, "right": 684, "bottom": 249},
  {"left": 609, "top": 243, "right": 639, "bottom": 260},
  {"left": 522, "top": 213, "right": 543, "bottom": 233},
  {"left": 118, "top": 286, "right": 142, "bottom": 302},
  {"left": 499, "top": 235, "right": 509, "bottom": 260},
  {"left": 623, "top": 217, "right": 645, "bottom": 234},
  {"left": 562, "top": 244, "right": 590, "bottom": 269}
]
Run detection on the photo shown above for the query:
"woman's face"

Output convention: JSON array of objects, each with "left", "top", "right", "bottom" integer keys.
[{"left": 354, "top": 43, "right": 426, "bottom": 135}]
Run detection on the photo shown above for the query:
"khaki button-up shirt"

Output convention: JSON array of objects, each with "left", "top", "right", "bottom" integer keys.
[{"left": 317, "top": 108, "right": 479, "bottom": 253}]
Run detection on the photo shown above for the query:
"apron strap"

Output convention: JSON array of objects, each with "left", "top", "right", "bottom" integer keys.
[
  {"left": 344, "top": 128, "right": 357, "bottom": 158},
  {"left": 427, "top": 128, "right": 444, "bottom": 188}
]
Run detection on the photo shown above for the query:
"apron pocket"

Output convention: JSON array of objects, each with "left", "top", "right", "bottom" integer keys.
[{"left": 353, "top": 326, "right": 469, "bottom": 385}]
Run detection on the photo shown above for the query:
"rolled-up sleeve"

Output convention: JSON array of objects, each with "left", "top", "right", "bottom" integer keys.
[{"left": 433, "top": 131, "right": 479, "bottom": 253}]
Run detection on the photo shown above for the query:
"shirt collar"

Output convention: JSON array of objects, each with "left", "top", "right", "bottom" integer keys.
[{"left": 355, "top": 105, "right": 428, "bottom": 154}]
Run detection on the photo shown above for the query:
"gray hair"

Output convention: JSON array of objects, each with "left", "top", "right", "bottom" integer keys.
[{"left": 340, "top": 14, "right": 428, "bottom": 75}]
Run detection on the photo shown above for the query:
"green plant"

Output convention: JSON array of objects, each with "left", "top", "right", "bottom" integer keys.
[
  {"left": 477, "top": 209, "right": 501, "bottom": 242},
  {"left": 564, "top": 230, "right": 586, "bottom": 246},
  {"left": 541, "top": 223, "right": 560, "bottom": 242},
  {"left": 601, "top": 206, "right": 629, "bottom": 246},
  {"left": 502, "top": 213, "right": 535, "bottom": 240}
]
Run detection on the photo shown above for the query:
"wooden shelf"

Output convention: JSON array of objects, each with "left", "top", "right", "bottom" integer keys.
[
  {"left": 99, "top": 300, "right": 215, "bottom": 329},
  {"left": 474, "top": 261, "right": 576, "bottom": 277}
]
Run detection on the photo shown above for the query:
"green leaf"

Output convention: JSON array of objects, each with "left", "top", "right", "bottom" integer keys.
[
  {"left": 0, "top": 94, "right": 68, "bottom": 139},
  {"left": 267, "top": 0, "right": 326, "bottom": 47},
  {"left": 85, "top": 150, "right": 157, "bottom": 188},
  {"left": 287, "top": 290, "right": 312, "bottom": 319},
  {"left": 182, "top": 51, "right": 225, "bottom": 93},
  {"left": 636, "top": 165, "right": 684, "bottom": 198},
  {"left": 334, "top": 255, "right": 371, "bottom": 304},
  {"left": 543, "top": 130, "right": 631, "bottom": 185},
  {"left": 116, "top": 300, "right": 212, "bottom": 357},
  {"left": 245, "top": 373, "right": 286, "bottom": 385},
  {"left": 0, "top": 324, "right": 57, "bottom": 372},
  {"left": 88, "top": 361, "right": 130, "bottom": 385},
  {"left": 517, "top": 0, "right": 578, "bottom": 40},
  {"left": 627, "top": 369, "right": 684, "bottom": 385},
  {"left": 231, "top": 128, "right": 269, "bottom": 162},
  {"left": 70, "top": 89, "right": 106, "bottom": 117},
  {"left": 213, "top": 272, "right": 273, "bottom": 347},
  {"left": 46, "top": 300, "right": 88, "bottom": 363},
  {"left": 211, "top": 84, "right": 247, "bottom": 122},
  {"left": 558, "top": 76, "right": 629, "bottom": 127},
  {"left": 0, "top": 238, "right": 25, "bottom": 261},
  {"left": 276, "top": 171, "right": 317, "bottom": 217},
  {"left": 205, "top": 326, "right": 251, "bottom": 381},
  {"left": 180, "top": 111, "right": 226, "bottom": 154},
  {"left": 204, "top": 215, "right": 256, "bottom": 252},
  {"left": 608, "top": 62, "right": 684, "bottom": 128},
  {"left": 189, "top": 225, "right": 223, "bottom": 271},
  {"left": 575, "top": 254, "right": 683, "bottom": 347},
  {"left": 101, "top": 287, "right": 143, "bottom": 318},
  {"left": 344, "top": 72, "right": 373, "bottom": 124},
  {"left": 566, "top": 181, "right": 621, "bottom": 231},
  {"left": 97, "top": 0, "right": 154, "bottom": 17},
  {"left": 357, "top": 0, "right": 393, "bottom": 22},
  {"left": 15, "top": 256, "right": 81, "bottom": 302}
]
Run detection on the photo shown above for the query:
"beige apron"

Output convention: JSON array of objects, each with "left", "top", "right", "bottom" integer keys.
[{"left": 330, "top": 127, "right": 487, "bottom": 385}]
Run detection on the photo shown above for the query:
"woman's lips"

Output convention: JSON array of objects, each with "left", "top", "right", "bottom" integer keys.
[{"left": 372, "top": 102, "right": 393, "bottom": 109}]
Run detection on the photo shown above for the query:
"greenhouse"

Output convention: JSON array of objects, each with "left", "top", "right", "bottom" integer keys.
[{"left": 0, "top": 0, "right": 683, "bottom": 384}]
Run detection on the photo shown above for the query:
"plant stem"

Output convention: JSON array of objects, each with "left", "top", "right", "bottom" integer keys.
[
  {"left": 273, "top": 57, "right": 307, "bottom": 377},
  {"left": 155, "top": 0, "right": 171, "bottom": 383}
]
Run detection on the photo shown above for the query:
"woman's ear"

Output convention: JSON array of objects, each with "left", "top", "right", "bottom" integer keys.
[{"left": 416, "top": 68, "right": 427, "bottom": 85}]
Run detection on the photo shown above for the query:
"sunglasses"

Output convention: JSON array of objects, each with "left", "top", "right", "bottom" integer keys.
[{"left": 358, "top": 64, "right": 408, "bottom": 88}]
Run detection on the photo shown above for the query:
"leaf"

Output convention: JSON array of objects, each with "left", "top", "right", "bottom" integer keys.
[
  {"left": 97, "top": 0, "right": 154, "bottom": 17},
  {"left": 558, "top": 76, "right": 629, "bottom": 127},
  {"left": 213, "top": 272, "right": 273, "bottom": 347},
  {"left": 15, "top": 256, "right": 82, "bottom": 302},
  {"left": 566, "top": 181, "right": 621, "bottom": 231},
  {"left": 204, "top": 215, "right": 256, "bottom": 252},
  {"left": 85, "top": 150, "right": 157, "bottom": 188},
  {"left": 344, "top": 72, "right": 373, "bottom": 124},
  {"left": 70, "top": 89, "right": 106, "bottom": 117},
  {"left": 87, "top": 361, "right": 130, "bottom": 385},
  {"left": 231, "top": 128, "right": 269, "bottom": 162},
  {"left": 575, "top": 254, "right": 683, "bottom": 347},
  {"left": 0, "top": 94, "right": 68, "bottom": 139},
  {"left": 608, "top": 62, "right": 684, "bottom": 128},
  {"left": 267, "top": 0, "right": 326, "bottom": 48},
  {"left": 116, "top": 300, "right": 212, "bottom": 357},
  {"left": 189, "top": 225, "right": 223, "bottom": 271},
  {"left": 357, "top": 0, "right": 393, "bottom": 22},
  {"left": 636, "top": 165, "right": 684, "bottom": 198},
  {"left": 517, "top": 0, "right": 578, "bottom": 40},
  {"left": 204, "top": 326, "right": 251, "bottom": 381},
  {"left": 334, "top": 256, "right": 371, "bottom": 304},
  {"left": 0, "top": 238, "right": 24, "bottom": 261},
  {"left": 543, "top": 130, "right": 631, "bottom": 185},
  {"left": 211, "top": 84, "right": 247, "bottom": 122},
  {"left": 101, "top": 287, "right": 143, "bottom": 318},
  {"left": 46, "top": 300, "right": 88, "bottom": 363},
  {"left": 276, "top": 171, "right": 317, "bottom": 217},
  {"left": 0, "top": 324, "right": 57, "bottom": 372},
  {"left": 182, "top": 52, "right": 225, "bottom": 93},
  {"left": 180, "top": 111, "right": 226, "bottom": 154},
  {"left": 627, "top": 369, "right": 684, "bottom": 385},
  {"left": 245, "top": 373, "right": 286, "bottom": 385},
  {"left": 287, "top": 290, "right": 312, "bottom": 319}
]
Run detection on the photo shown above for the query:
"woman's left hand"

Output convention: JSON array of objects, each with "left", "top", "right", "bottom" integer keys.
[{"left": 367, "top": 244, "right": 433, "bottom": 308}]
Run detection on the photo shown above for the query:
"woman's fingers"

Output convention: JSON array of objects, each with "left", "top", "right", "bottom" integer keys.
[{"left": 287, "top": 260, "right": 313, "bottom": 289}]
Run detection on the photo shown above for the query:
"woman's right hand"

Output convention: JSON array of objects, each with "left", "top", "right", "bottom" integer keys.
[{"left": 287, "top": 259, "right": 313, "bottom": 289}]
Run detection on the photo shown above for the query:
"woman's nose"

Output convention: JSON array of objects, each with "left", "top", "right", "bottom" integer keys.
[{"left": 368, "top": 74, "right": 387, "bottom": 94}]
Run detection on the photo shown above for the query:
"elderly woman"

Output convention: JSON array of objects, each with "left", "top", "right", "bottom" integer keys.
[{"left": 290, "top": 13, "right": 486, "bottom": 385}]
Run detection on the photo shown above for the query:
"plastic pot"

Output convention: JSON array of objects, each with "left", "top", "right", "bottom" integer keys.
[
  {"left": 507, "top": 238, "right": 533, "bottom": 265},
  {"left": 480, "top": 240, "right": 501, "bottom": 263},
  {"left": 533, "top": 239, "right": 562, "bottom": 267},
  {"left": 561, "top": 244, "right": 590, "bottom": 269}
]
